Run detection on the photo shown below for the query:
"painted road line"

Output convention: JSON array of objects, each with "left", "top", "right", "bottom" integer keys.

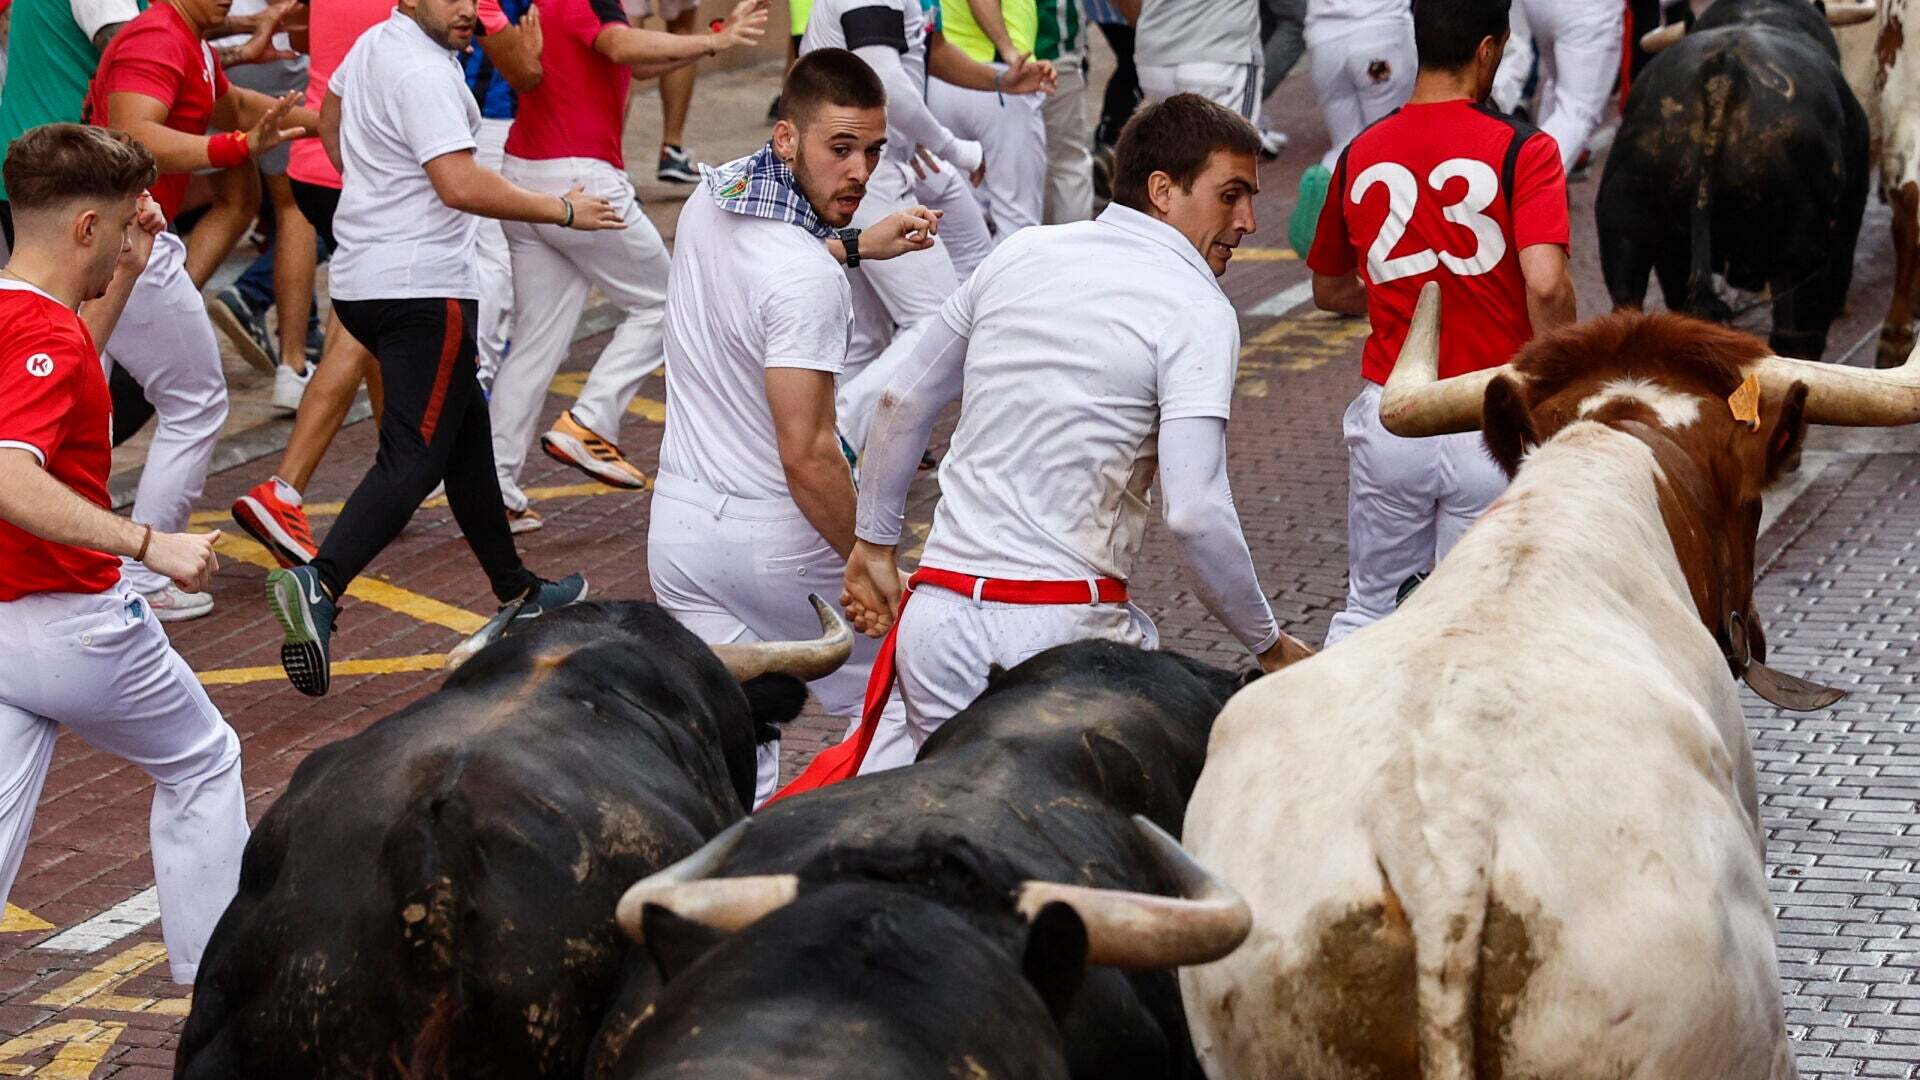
[
  {"left": 34, "top": 942, "right": 190, "bottom": 1016},
  {"left": 0, "top": 1018, "right": 126, "bottom": 1077},
  {"left": 549, "top": 371, "right": 667, "bottom": 422},
  {"left": 1249, "top": 279, "right": 1316, "bottom": 318},
  {"left": 199, "top": 652, "right": 448, "bottom": 687},
  {"left": 2, "top": 903, "right": 52, "bottom": 933},
  {"left": 212, "top": 534, "right": 488, "bottom": 635},
  {"left": 37, "top": 888, "right": 159, "bottom": 954}
]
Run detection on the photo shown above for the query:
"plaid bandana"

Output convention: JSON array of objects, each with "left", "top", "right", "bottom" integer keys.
[{"left": 703, "top": 141, "right": 836, "bottom": 240}]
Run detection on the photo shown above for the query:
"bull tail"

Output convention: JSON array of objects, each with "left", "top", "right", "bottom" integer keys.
[
  {"left": 380, "top": 780, "right": 477, "bottom": 1079},
  {"left": 1374, "top": 804, "right": 1495, "bottom": 1080},
  {"left": 1687, "top": 48, "right": 1743, "bottom": 317}
]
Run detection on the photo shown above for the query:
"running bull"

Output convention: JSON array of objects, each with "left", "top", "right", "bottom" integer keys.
[
  {"left": 1600, "top": 0, "right": 1875, "bottom": 359},
  {"left": 174, "top": 599, "right": 851, "bottom": 1079},
  {"left": 586, "top": 641, "right": 1257, "bottom": 1080},
  {"left": 1181, "top": 285, "right": 1920, "bottom": 1079}
]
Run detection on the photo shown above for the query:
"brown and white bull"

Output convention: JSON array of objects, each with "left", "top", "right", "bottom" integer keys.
[{"left": 1180, "top": 284, "right": 1920, "bottom": 1080}]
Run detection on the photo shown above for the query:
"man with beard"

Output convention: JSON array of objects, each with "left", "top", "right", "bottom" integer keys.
[{"left": 647, "top": 49, "right": 940, "bottom": 805}]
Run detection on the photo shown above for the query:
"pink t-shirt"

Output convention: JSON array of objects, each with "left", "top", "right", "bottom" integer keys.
[
  {"left": 286, "top": 0, "right": 395, "bottom": 188},
  {"left": 503, "top": 0, "right": 630, "bottom": 168}
]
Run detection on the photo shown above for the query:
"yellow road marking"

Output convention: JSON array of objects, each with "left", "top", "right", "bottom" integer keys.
[
  {"left": 1237, "top": 314, "right": 1372, "bottom": 385},
  {"left": 1, "top": 904, "right": 52, "bottom": 933},
  {"left": 213, "top": 534, "right": 487, "bottom": 635},
  {"left": 549, "top": 372, "right": 667, "bottom": 422},
  {"left": 1230, "top": 247, "right": 1299, "bottom": 262},
  {"left": 199, "top": 652, "right": 449, "bottom": 687},
  {"left": 0, "top": 1019, "right": 126, "bottom": 1078},
  {"left": 33, "top": 942, "right": 189, "bottom": 1016}
]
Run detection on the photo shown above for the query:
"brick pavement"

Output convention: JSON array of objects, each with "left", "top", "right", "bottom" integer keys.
[{"left": 4, "top": 62, "right": 1920, "bottom": 1079}]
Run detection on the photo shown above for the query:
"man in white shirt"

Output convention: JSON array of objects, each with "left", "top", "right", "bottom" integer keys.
[
  {"left": 1135, "top": 0, "right": 1263, "bottom": 122},
  {"left": 648, "top": 49, "right": 939, "bottom": 804},
  {"left": 1306, "top": 0, "right": 1417, "bottom": 170},
  {"left": 840, "top": 93, "right": 1312, "bottom": 755},
  {"left": 1492, "top": 0, "right": 1621, "bottom": 171},
  {"left": 266, "top": 0, "right": 622, "bottom": 697}
]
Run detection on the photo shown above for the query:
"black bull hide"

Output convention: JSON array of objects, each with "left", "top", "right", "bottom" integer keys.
[
  {"left": 1597, "top": 0, "right": 1869, "bottom": 360},
  {"left": 587, "top": 640, "right": 1257, "bottom": 1080},
  {"left": 175, "top": 602, "right": 806, "bottom": 1079}
]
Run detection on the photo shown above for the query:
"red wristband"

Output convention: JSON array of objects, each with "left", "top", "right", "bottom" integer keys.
[{"left": 208, "top": 131, "right": 250, "bottom": 169}]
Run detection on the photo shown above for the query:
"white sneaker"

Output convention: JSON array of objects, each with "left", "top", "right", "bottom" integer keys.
[
  {"left": 142, "top": 584, "right": 215, "bottom": 622},
  {"left": 1259, "top": 127, "right": 1289, "bottom": 159},
  {"left": 272, "top": 362, "right": 313, "bottom": 413}
]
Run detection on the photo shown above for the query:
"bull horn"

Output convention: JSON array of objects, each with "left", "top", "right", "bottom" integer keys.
[
  {"left": 615, "top": 819, "right": 801, "bottom": 943},
  {"left": 1822, "top": 1, "right": 1878, "bottom": 26},
  {"left": 1377, "top": 282, "right": 1517, "bottom": 438},
  {"left": 1639, "top": 21, "right": 1687, "bottom": 52},
  {"left": 1752, "top": 337, "right": 1920, "bottom": 426},
  {"left": 1014, "top": 815, "right": 1251, "bottom": 970},
  {"left": 444, "top": 599, "right": 528, "bottom": 671},
  {"left": 708, "top": 594, "right": 854, "bottom": 682}
]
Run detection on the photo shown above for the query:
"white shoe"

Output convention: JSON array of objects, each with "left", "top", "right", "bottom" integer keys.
[
  {"left": 142, "top": 584, "right": 215, "bottom": 622},
  {"left": 272, "top": 362, "right": 313, "bottom": 413},
  {"left": 1259, "top": 127, "right": 1289, "bottom": 159}
]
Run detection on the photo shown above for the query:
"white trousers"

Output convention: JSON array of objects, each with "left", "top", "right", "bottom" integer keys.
[
  {"left": 1326, "top": 383, "right": 1508, "bottom": 646},
  {"left": 474, "top": 118, "right": 515, "bottom": 386},
  {"left": 926, "top": 72, "right": 1049, "bottom": 237},
  {"left": 1309, "top": 20, "right": 1417, "bottom": 170},
  {"left": 914, "top": 162, "right": 996, "bottom": 278},
  {"left": 888, "top": 580, "right": 1158, "bottom": 748},
  {"left": 103, "top": 232, "right": 229, "bottom": 595},
  {"left": 0, "top": 580, "right": 248, "bottom": 983},
  {"left": 491, "top": 155, "right": 671, "bottom": 512},
  {"left": 1139, "top": 59, "right": 1264, "bottom": 124},
  {"left": 1493, "top": 0, "right": 1623, "bottom": 170},
  {"left": 1042, "top": 55, "right": 1094, "bottom": 225},
  {"left": 646, "top": 473, "right": 913, "bottom": 805}
]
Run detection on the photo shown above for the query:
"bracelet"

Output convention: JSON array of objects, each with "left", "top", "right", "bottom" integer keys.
[
  {"left": 558, "top": 195, "right": 575, "bottom": 228},
  {"left": 993, "top": 69, "right": 1005, "bottom": 106},
  {"left": 208, "top": 130, "right": 250, "bottom": 169},
  {"left": 135, "top": 523, "right": 153, "bottom": 563}
]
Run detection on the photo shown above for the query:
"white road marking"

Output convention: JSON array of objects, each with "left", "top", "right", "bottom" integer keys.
[
  {"left": 36, "top": 888, "right": 160, "bottom": 954},
  {"left": 1248, "top": 280, "right": 1316, "bottom": 318}
]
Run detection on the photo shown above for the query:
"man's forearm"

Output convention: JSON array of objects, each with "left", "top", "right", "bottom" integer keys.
[
  {"left": 927, "top": 37, "right": 1004, "bottom": 93},
  {"left": 78, "top": 259, "right": 144, "bottom": 346},
  {"left": 432, "top": 156, "right": 569, "bottom": 224},
  {"left": 786, "top": 455, "right": 858, "bottom": 558},
  {"left": 598, "top": 25, "right": 716, "bottom": 66},
  {"left": 1312, "top": 272, "right": 1368, "bottom": 316},
  {"left": 1526, "top": 277, "right": 1577, "bottom": 333},
  {"left": 0, "top": 453, "right": 147, "bottom": 558}
]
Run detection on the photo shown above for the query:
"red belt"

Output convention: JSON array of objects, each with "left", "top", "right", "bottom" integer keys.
[{"left": 765, "top": 567, "right": 1128, "bottom": 804}]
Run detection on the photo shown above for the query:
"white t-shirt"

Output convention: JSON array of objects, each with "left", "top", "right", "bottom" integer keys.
[
  {"left": 800, "top": 0, "right": 928, "bottom": 166},
  {"left": 1304, "top": 0, "right": 1414, "bottom": 48},
  {"left": 657, "top": 188, "right": 852, "bottom": 502},
  {"left": 326, "top": 10, "right": 481, "bottom": 301},
  {"left": 922, "top": 203, "right": 1239, "bottom": 582},
  {"left": 70, "top": 0, "right": 140, "bottom": 41},
  {"left": 1136, "top": 0, "right": 1260, "bottom": 69}
]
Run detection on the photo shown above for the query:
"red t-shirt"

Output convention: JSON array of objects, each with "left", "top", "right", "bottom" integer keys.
[
  {"left": 1307, "top": 100, "right": 1569, "bottom": 385},
  {"left": 83, "top": 2, "right": 231, "bottom": 219},
  {"left": 503, "top": 0, "right": 631, "bottom": 167},
  {"left": 0, "top": 282, "right": 121, "bottom": 601}
]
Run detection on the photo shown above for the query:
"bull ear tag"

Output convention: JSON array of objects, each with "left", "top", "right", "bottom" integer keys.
[
  {"left": 1726, "top": 612, "right": 1847, "bottom": 712},
  {"left": 1727, "top": 374, "right": 1762, "bottom": 431}
]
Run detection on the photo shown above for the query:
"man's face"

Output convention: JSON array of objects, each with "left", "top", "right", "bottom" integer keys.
[
  {"left": 404, "top": 0, "right": 476, "bottom": 51},
  {"left": 1155, "top": 149, "right": 1259, "bottom": 277},
  {"left": 78, "top": 195, "right": 139, "bottom": 301},
  {"left": 774, "top": 105, "right": 888, "bottom": 228},
  {"left": 171, "top": 0, "right": 234, "bottom": 32}
]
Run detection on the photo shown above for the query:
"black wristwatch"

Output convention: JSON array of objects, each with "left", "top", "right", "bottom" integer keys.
[{"left": 838, "top": 227, "right": 862, "bottom": 269}]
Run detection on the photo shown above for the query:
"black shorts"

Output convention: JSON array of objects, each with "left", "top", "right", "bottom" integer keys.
[{"left": 289, "top": 179, "right": 341, "bottom": 251}]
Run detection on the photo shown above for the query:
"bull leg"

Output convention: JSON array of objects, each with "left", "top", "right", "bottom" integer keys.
[
  {"left": 1653, "top": 253, "right": 1695, "bottom": 316},
  {"left": 1599, "top": 216, "right": 1654, "bottom": 310},
  {"left": 1881, "top": 181, "right": 1920, "bottom": 368},
  {"left": 1767, "top": 267, "right": 1831, "bottom": 361}
]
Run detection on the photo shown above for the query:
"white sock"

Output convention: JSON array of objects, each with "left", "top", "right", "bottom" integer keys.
[{"left": 271, "top": 476, "right": 303, "bottom": 506}]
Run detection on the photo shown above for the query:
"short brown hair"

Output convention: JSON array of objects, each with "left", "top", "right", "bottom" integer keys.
[
  {"left": 779, "top": 48, "right": 886, "bottom": 126},
  {"left": 1112, "top": 95, "right": 1262, "bottom": 213},
  {"left": 3, "top": 124, "right": 157, "bottom": 213}
]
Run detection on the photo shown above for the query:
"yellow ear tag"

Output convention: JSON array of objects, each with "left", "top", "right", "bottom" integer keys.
[{"left": 1727, "top": 373, "right": 1761, "bottom": 430}]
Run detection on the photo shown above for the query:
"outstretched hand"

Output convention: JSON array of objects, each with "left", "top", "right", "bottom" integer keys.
[
  {"left": 863, "top": 206, "right": 941, "bottom": 261},
  {"left": 561, "top": 184, "right": 628, "bottom": 230}
]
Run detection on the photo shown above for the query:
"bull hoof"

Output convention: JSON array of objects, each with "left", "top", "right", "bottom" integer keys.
[{"left": 1877, "top": 325, "right": 1916, "bottom": 369}]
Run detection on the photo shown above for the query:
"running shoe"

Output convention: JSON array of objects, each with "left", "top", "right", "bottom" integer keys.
[
  {"left": 508, "top": 506, "right": 544, "bottom": 534},
  {"left": 142, "top": 584, "right": 214, "bottom": 622},
  {"left": 658, "top": 144, "right": 700, "bottom": 184},
  {"left": 267, "top": 565, "right": 337, "bottom": 697},
  {"left": 233, "top": 480, "right": 318, "bottom": 567},
  {"left": 272, "top": 361, "right": 313, "bottom": 413},
  {"left": 1258, "top": 127, "right": 1289, "bottom": 160},
  {"left": 540, "top": 410, "right": 650, "bottom": 489},
  {"left": 516, "top": 573, "right": 589, "bottom": 620},
  {"left": 207, "top": 287, "right": 277, "bottom": 374}
]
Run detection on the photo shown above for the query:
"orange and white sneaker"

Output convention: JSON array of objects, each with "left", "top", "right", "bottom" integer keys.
[
  {"left": 507, "top": 506, "right": 544, "bottom": 534},
  {"left": 539, "top": 410, "right": 649, "bottom": 490},
  {"left": 233, "top": 479, "right": 318, "bottom": 568}
]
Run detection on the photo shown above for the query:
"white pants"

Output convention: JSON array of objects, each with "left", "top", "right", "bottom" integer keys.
[
  {"left": 926, "top": 72, "right": 1049, "bottom": 237},
  {"left": 474, "top": 118, "right": 515, "bottom": 386},
  {"left": 1139, "top": 59, "right": 1264, "bottom": 123},
  {"left": 103, "top": 232, "right": 229, "bottom": 595},
  {"left": 914, "top": 161, "right": 996, "bottom": 278},
  {"left": 0, "top": 580, "right": 248, "bottom": 984},
  {"left": 646, "top": 473, "right": 913, "bottom": 805},
  {"left": 1493, "top": 0, "right": 1623, "bottom": 170},
  {"left": 491, "top": 155, "right": 671, "bottom": 512},
  {"left": 1326, "top": 383, "right": 1507, "bottom": 646},
  {"left": 1042, "top": 55, "right": 1094, "bottom": 225},
  {"left": 889, "top": 579, "right": 1158, "bottom": 747},
  {"left": 1309, "top": 20, "right": 1417, "bottom": 170}
]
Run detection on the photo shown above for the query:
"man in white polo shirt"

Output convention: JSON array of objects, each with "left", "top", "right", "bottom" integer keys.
[
  {"left": 648, "top": 50, "right": 939, "bottom": 804},
  {"left": 1136, "top": 0, "right": 1262, "bottom": 122},
  {"left": 831, "top": 94, "right": 1312, "bottom": 767},
  {"left": 266, "top": 0, "right": 623, "bottom": 697}
]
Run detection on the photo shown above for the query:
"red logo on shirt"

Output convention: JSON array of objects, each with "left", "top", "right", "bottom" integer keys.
[{"left": 24, "top": 353, "right": 53, "bottom": 378}]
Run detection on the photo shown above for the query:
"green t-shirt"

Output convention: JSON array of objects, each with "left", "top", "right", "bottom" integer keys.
[
  {"left": 1033, "top": 0, "right": 1079, "bottom": 62},
  {"left": 941, "top": 0, "right": 1036, "bottom": 65},
  {"left": 0, "top": 0, "right": 141, "bottom": 200}
]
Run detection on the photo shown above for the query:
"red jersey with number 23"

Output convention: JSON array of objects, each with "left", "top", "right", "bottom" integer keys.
[
  {"left": 0, "top": 282, "right": 120, "bottom": 601},
  {"left": 1308, "top": 99, "right": 1569, "bottom": 385},
  {"left": 82, "top": 2, "right": 230, "bottom": 220}
]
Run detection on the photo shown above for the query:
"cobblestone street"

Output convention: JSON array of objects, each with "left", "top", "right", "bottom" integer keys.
[{"left": 1, "top": 51, "right": 1917, "bottom": 1078}]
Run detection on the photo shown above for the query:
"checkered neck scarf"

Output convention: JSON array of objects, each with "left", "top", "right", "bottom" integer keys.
[{"left": 703, "top": 141, "right": 835, "bottom": 240}]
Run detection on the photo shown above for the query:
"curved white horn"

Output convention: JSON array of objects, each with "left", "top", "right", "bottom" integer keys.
[
  {"left": 1752, "top": 337, "right": 1920, "bottom": 426},
  {"left": 1015, "top": 815, "right": 1251, "bottom": 970},
  {"left": 1823, "top": 0, "right": 1878, "bottom": 26},
  {"left": 1639, "top": 21, "right": 1688, "bottom": 52},
  {"left": 444, "top": 599, "right": 528, "bottom": 671},
  {"left": 1377, "top": 282, "right": 1516, "bottom": 438},
  {"left": 615, "top": 819, "right": 801, "bottom": 942},
  {"left": 709, "top": 594, "right": 854, "bottom": 682}
]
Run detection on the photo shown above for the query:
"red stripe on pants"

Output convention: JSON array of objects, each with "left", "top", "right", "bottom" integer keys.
[{"left": 420, "top": 298, "right": 461, "bottom": 444}]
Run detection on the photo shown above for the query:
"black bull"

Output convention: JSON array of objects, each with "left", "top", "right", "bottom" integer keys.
[
  {"left": 175, "top": 601, "right": 831, "bottom": 1079},
  {"left": 586, "top": 641, "right": 1257, "bottom": 1080},
  {"left": 1597, "top": 0, "right": 1869, "bottom": 359}
]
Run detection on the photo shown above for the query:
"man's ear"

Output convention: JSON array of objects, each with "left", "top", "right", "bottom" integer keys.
[
  {"left": 1146, "top": 170, "right": 1174, "bottom": 216},
  {"left": 74, "top": 207, "right": 99, "bottom": 248},
  {"left": 771, "top": 117, "right": 798, "bottom": 164}
]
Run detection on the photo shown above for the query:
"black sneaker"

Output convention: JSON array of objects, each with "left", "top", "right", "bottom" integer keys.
[
  {"left": 208, "top": 287, "right": 277, "bottom": 373},
  {"left": 518, "top": 573, "right": 589, "bottom": 620},
  {"left": 267, "top": 565, "right": 337, "bottom": 696},
  {"left": 658, "top": 144, "right": 699, "bottom": 184}
]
